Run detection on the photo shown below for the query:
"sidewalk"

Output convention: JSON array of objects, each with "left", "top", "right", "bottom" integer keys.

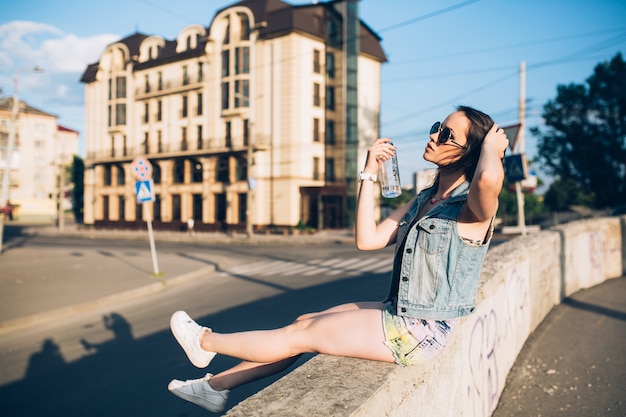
[{"left": 492, "top": 276, "right": 626, "bottom": 417}]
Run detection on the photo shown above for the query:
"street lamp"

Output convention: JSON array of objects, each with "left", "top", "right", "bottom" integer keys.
[{"left": 0, "top": 66, "right": 44, "bottom": 254}]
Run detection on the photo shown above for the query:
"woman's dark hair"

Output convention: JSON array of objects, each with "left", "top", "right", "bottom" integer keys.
[
  {"left": 449, "top": 105, "right": 494, "bottom": 181},
  {"left": 428, "top": 105, "right": 494, "bottom": 192}
]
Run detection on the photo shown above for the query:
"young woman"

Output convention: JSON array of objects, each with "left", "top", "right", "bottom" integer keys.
[{"left": 167, "top": 106, "right": 509, "bottom": 413}]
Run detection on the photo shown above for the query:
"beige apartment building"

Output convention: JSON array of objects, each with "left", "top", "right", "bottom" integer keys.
[
  {"left": 0, "top": 98, "right": 79, "bottom": 220},
  {"left": 80, "top": 0, "right": 386, "bottom": 233}
]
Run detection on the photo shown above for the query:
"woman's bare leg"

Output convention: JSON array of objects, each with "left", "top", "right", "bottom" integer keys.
[
  {"left": 209, "top": 301, "right": 391, "bottom": 391},
  {"left": 201, "top": 301, "right": 394, "bottom": 368}
]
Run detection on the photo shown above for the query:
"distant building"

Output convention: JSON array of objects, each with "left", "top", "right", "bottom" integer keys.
[
  {"left": 80, "top": 0, "right": 386, "bottom": 233},
  {"left": 0, "top": 98, "right": 79, "bottom": 220}
]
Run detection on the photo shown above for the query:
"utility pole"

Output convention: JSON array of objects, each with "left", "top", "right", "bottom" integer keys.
[{"left": 516, "top": 61, "right": 527, "bottom": 236}]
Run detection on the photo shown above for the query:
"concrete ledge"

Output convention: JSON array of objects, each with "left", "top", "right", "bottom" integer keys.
[{"left": 225, "top": 217, "right": 624, "bottom": 417}]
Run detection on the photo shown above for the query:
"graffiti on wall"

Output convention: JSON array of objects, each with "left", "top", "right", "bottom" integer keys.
[{"left": 466, "top": 264, "right": 530, "bottom": 417}]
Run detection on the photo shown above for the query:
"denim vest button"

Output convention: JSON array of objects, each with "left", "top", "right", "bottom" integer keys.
[
  {"left": 402, "top": 276, "right": 408, "bottom": 282},
  {"left": 401, "top": 307, "right": 407, "bottom": 313},
  {"left": 406, "top": 248, "right": 412, "bottom": 254},
  {"left": 429, "top": 224, "right": 436, "bottom": 230}
]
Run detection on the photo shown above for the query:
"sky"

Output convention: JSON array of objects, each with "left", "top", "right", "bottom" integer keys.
[{"left": 1, "top": 0, "right": 625, "bottom": 188}]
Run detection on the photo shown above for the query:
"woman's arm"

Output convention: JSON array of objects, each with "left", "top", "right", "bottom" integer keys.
[
  {"left": 355, "top": 138, "right": 414, "bottom": 250},
  {"left": 466, "top": 124, "right": 509, "bottom": 221}
]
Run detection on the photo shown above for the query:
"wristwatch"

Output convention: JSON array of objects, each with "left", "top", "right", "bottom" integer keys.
[{"left": 359, "top": 171, "right": 377, "bottom": 182}]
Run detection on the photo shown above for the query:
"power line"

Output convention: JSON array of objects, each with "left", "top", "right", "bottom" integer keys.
[{"left": 377, "top": 0, "right": 480, "bottom": 33}]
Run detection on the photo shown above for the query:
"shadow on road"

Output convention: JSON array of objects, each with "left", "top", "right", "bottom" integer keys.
[{"left": 0, "top": 269, "right": 389, "bottom": 416}]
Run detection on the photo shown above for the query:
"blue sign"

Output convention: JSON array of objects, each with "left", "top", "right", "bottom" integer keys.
[{"left": 135, "top": 179, "right": 155, "bottom": 203}]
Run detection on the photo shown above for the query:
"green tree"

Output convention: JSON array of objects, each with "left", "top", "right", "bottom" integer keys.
[
  {"left": 71, "top": 155, "right": 84, "bottom": 223},
  {"left": 532, "top": 53, "right": 626, "bottom": 209}
]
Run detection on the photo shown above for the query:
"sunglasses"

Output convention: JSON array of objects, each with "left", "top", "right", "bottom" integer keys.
[{"left": 430, "top": 122, "right": 466, "bottom": 149}]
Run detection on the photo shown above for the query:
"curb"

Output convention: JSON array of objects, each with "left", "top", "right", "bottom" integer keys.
[{"left": 0, "top": 265, "right": 216, "bottom": 336}]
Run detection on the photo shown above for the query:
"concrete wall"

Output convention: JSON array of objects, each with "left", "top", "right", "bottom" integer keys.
[{"left": 225, "top": 217, "right": 625, "bottom": 417}]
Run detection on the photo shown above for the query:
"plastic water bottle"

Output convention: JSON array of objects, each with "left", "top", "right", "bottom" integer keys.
[{"left": 380, "top": 144, "right": 401, "bottom": 198}]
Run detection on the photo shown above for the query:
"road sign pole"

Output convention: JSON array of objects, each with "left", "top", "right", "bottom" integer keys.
[{"left": 144, "top": 203, "right": 160, "bottom": 276}]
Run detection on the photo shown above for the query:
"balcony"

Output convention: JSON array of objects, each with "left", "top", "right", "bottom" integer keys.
[{"left": 135, "top": 77, "right": 203, "bottom": 100}]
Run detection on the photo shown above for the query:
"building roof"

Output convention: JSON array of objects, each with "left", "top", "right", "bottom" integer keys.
[
  {"left": 0, "top": 97, "right": 56, "bottom": 118},
  {"left": 58, "top": 124, "right": 79, "bottom": 133},
  {"left": 80, "top": 0, "right": 386, "bottom": 83}
]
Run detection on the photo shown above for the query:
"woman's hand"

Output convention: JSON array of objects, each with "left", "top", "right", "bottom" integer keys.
[
  {"left": 483, "top": 123, "right": 509, "bottom": 159},
  {"left": 363, "top": 138, "right": 396, "bottom": 173}
]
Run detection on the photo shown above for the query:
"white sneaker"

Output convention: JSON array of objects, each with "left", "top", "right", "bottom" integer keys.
[
  {"left": 170, "top": 311, "right": 216, "bottom": 368},
  {"left": 168, "top": 373, "right": 229, "bottom": 413}
]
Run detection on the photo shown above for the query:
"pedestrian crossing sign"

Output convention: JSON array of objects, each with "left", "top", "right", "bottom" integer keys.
[{"left": 135, "top": 179, "right": 155, "bottom": 203}]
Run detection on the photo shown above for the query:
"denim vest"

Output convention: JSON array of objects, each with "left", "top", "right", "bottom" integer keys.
[{"left": 384, "top": 181, "right": 492, "bottom": 320}]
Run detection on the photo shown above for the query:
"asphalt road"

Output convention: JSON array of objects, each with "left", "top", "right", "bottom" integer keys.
[{"left": 0, "top": 225, "right": 394, "bottom": 416}]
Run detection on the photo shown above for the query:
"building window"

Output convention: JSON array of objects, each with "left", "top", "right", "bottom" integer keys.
[
  {"left": 223, "top": 16, "right": 230, "bottom": 45},
  {"left": 143, "top": 102, "right": 149, "bottom": 123},
  {"left": 197, "top": 92, "right": 203, "bottom": 115},
  {"left": 313, "top": 83, "right": 321, "bottom": 107},
  {"left": 191, "top": 159, "right": 202, "bottom": 183},
  {"left": 238, "top": 193, "right": 246, "bottom": 223},
  {"left": 221, "top": 82, "right": 229, "bottom": 109},
  {"left": 108, "top": 79, "right": 112, "bottom": 100},
  {"left": 107, "top": 105, "right": 112, "bottom": 127},
  {"left": 313, "top": 49, "right": 321, "bottom": 73},
  {"left": 123, "top": 135, "right": 127, "bottom": 156},
  {"left": 180, "top": 96, "right": 188, "bottom": 118},
  {"left": 234, "top": 80, "right": 249, "bottom": 107},
  {"left": 116, "top": 76, "right": 126, "bottom": 98},
  {"left": 239, "top": 13, "right": 250, "bottom": 41},
  {"left": 243, "top": 119, "right": 249, "bottom": 146},
  {"left": 325, "top": 86, "right": 335, "bottom": 110},
  {"left": 193, "top": 193, "right": 203, "bottom": 222},
  {"left": 183, "top": 65, "right": 189, "bottom": 85},
  {"left": 325, "top": 158, "right": 335, "bottom": 182},
  {"left": 135, "top": 200, "right": 143, "bottom": 221},
  {"left": 158, "top": 71, "right": 163, "bottom": 90},
  {"left": 157, "top": 100, "right": 162, "bottom": 121},
  {"left": 182, "top": 95, "right": 188, "bottom": 118},
  {"left": 325, "top": 120, "right": 335, "bottom": 144},
  {"left": 326, "top": 52, "right": 335, "bottom": 79},
  {"left": 216, "top": 157, "right": 229, "bottom": 183},
  {"left": 153, "top": 163, "right": 161, "bottom": 184},
  {"left": 181, "top": 127, "right": 188, "bottom": 150},
  {"left": 235, "top": 47, "right": 250, "bottom": 74},
  {"left": 225, "top": 121, "right": 232, "bottom": 147},
  {"left": 103, "top": 195, "right": 109, "bottom": 220},
  {"left": 144, "top": 74, "right": 150, "bottom": 93},
  {"left": 144, "top": 132, "right": 149, "bottom": 154},
  {"left": 110, "top": 136, "right": 115, "bottom": 157},
  {"left": 157, "top": 130, "right": 163, "bottom": 152},
  {"left": 115, "top": 103, "right": 126, "bottom": 125},
  {"left": 154, "top": 194, "right": 161, "bottom": 221},
  {"left": 118, "top": 195, "right": 125, "bottom": 221},
  {"left": 116, "top": 164, "right": 125, "bottom": 185},
  {"left": 222, "top": 50, "right": 230, "bottom": 77},
  {"left": 313, "top": 118, "right": 320, "bottom": 142},
  {"left": 197, "top": 125, "right": 203, "bottom": 149},
  {"left": 173, "top": 159, "right": 185, "bottom": 184},
  {"left": 198, "top": 62, "right": 204, "bottom": 82},
  {"left": 172, "top": 194, "right": 181, "bottom": 222},
  {"left": 103, "top": 165, "right": 112, "bottom": 186},
  {"left": 235, "top": 156, "right": 247, "bottom": 181},
  {"left": 313, "top": 157, "right": 320, "bottom": 181}
]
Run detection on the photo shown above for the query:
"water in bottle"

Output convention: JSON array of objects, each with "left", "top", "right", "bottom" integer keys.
[{"left": 380, "top": 144, "right": 401, "bottom": 198}]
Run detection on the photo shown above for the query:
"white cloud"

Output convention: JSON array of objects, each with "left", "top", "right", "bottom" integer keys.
[{"left": 0, "top": 20, "right": 118, "bottom": 73}]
